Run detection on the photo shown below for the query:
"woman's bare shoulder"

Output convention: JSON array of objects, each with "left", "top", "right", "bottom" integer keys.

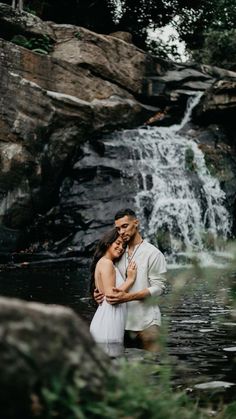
[{"left": 96, "top": 257, "right": 114, "bottom": 271}]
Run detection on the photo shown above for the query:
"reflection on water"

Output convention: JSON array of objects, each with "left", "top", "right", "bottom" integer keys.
[
  {"left": 164, "top": 269, "right": 236, "bottom": 397},
  {"left": 0, "top": 260, "right": 93, "bottom": 321},
  {"left": 0, "top": 260, "right": 235, "bottom": 398}
]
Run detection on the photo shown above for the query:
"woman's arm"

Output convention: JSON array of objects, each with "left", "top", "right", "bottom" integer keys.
[
  {"left": 95, "top": 260, "right": 137, "bottom": 300},
  {"left": 99, "top": 259, "right": 116, "bottom": 295},
  {"left": 117, "top": 261, "right": 137, "bottom": 292}
]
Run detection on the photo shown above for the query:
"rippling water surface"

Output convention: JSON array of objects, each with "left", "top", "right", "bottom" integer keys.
[{"left": 0, "top": 259, "right": 235, "bottom": 402}]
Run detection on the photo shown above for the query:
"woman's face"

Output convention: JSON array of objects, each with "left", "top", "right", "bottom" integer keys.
[{"left": 108, "top": 237, "right": 125, "bottom": 260}]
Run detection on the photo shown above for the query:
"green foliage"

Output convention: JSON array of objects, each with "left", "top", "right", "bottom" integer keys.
[
  {"left": 38, "top": 353, "right": 236, "bottom": 419},
  {"left": 6, "top": 0, "right": 236, "bottom": 61},
  {"left": 38, "top": 361, "right": 209, "bottom": 419},
  {"left": 173, "top": 0, "right": 236, "bottom": 48},
  {"left": 114, "top": 0, "right": 175, "bottom": 49},
  {"left": 173, "top": 0, "right": 236, "bottom": 67},
  {"left": 224, "top": 401, "right": 236, "bottom": 419},
  {"left": 9, "top": 0, "right": 179, "bottom": 50},
  {"left": 11, "top": 34, "right": 54, "bottom": 54},
  {"left": 192, "top": 29, "right": 236, "bottom": 70},
  {"left": 82, "top": 362, "right": 201, "bottom": 419},
  {"left": 40, "top": 373, "right": 86, "bottom": 419},
  {"left": 147, "top": 37, "right": 182, "bottom": 62}
]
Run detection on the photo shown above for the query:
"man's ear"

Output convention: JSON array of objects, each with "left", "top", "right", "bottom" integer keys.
[{"left": 134, "top": 219, "right": 139, "bottom": 228}]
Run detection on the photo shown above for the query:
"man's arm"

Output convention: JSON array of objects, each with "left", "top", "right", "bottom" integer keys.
[
  {"left": 147, "top": 251, "right": 167, "bottom": 297},
  {"left": 106, "top": 287, "right": 150, "bottom": 304},
  {"left": 93, "top": 288, "right": 104, "bottom": 305},
  {"left": 106, "top": 249, "right": 167, "bottom": 304}
]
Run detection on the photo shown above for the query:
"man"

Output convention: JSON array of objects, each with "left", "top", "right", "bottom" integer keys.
[{"left": 94, "top": 208, "right": 167, "bottom": 351}]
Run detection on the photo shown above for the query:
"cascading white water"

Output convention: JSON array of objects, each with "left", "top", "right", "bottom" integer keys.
[{"left": 120, "top": 93, "right": 232, "bottom": 266}]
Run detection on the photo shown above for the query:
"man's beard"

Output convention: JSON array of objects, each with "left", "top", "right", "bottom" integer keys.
[{"left": 122, "top": 234, "right": 134, "bottom": 243}]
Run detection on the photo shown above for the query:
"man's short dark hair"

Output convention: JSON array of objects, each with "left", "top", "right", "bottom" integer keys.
[{"left": 114, "top": 208, "right": 137, "bottom": 220}]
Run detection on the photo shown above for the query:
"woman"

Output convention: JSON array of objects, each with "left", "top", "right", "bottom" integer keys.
[{"left": 90, "top": 228, "right": 136, "bottom": 357}]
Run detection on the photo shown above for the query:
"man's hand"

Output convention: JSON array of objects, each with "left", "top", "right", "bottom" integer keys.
[
  {"left": 93, "top": 288, "right": 104, "bottom": 305},
  {"left": 106, "top": 287, "right": 130, "bottom": 304}
]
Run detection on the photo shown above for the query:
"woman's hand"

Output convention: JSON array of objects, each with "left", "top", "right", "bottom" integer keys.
[{"left": 126, "top": 260, "right": 137, "bottom": 283}]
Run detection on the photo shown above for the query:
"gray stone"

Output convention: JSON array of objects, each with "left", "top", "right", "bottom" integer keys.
[
  {"left": 0, "top": 296, "right": 110, "bottom": 417},
  {"left": 193, "top": 79, "right": 236, "bottom": 125}
]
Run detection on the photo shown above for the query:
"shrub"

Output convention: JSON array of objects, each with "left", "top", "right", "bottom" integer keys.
[
  {"left": 11, "top": 34, "right": 54, "bottom": 54},
  {"left": 191, "top": 29, "right": 236, "bottom": 70}
]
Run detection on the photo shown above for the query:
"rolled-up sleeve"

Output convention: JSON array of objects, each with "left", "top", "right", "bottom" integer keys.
[{"left": 147, "top": 251, "right": 167, "bottom": 296}]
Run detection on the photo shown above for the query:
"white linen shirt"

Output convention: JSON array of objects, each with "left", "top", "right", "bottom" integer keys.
[{"left": 116, "top": 240, "right": 167, "bottom": 331}]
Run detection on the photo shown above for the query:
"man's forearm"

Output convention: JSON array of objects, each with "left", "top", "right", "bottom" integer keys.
[
  {"left": 106, "top": 288, "right": 151, "bottom": 304},
  {"left": 125, "top": 288, "right": 150, "bottom": 302}
]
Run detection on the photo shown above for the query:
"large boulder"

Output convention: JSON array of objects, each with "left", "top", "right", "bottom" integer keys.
[
  {"left": 193, "top": 78, "right": 236, "bottom": 126},
  {"left": 0, "top": 33, "right": 144, "bottom": 238},
  {"left": 0, "top": 296, "right": 109, "bottom": 418}
]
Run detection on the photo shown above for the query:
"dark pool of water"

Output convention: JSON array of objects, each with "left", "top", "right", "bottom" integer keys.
[{"left": 0, "top": 258, "right": 235, "bottom": 402}]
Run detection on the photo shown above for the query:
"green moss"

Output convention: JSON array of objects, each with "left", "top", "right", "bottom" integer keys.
[
  {"left": 204, "top": 150, "right": 232, "bottom": 181},
  {"left": 185, "top": 148, "right": 196, "bottom": 172},
  {"left": 75, "top": 32, "right": 81, "bottom": 40}
]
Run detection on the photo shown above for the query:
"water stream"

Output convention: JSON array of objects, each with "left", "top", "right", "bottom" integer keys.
[{"left": 104, "top": 93, "right": 232, "bottom": 267}]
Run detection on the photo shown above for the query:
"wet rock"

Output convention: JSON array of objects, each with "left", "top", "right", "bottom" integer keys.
[
  {"left": 0, "top": 225, "right": 20, "bottom": 252},
  {"left": 198, "top": 64, "right": 236, "bottom": 80},
  {"left": 193, "top": 78, "right": 236, "bottom": 126},
  {"left": 58, "top": 136, "right": 138, "bottom": 253},
  {"left": 144, "top": 65, "right": 214, "bottom": 116}
]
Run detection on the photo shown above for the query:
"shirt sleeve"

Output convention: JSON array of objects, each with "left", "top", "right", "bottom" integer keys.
[{"left": 147, "top": 250, "right": 167, "bottom": 296}]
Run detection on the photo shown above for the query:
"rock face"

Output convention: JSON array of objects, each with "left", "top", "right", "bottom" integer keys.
[
  {"left": 193, "top": 78, "right": 236, "bottom": 126},
  {"left": 0, "top": 296, "right": 109, "bottom": 418},
  {"left": 0, "top": 3, "right": 236, "bottom": 253},
  {"left": 0, "top": 4, "right": 158, "bottom": 249}
]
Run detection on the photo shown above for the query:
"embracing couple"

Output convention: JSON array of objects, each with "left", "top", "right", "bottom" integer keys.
[{"left": 90, "top": 208, "right": 167, "bottom": 357}]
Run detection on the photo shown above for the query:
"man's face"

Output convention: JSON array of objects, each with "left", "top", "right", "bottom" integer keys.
[{"left": 115, "top": 215, "right": 139, "bottom": 243}]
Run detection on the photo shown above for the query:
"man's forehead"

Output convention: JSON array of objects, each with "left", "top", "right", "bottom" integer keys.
[{"left": 115, "top": 215, "right": 134, "bottom": 225}]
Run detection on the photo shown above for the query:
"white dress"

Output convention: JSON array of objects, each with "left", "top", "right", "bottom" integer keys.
[{"left": 90, "top": 267, "right": 127, "bottom": 357}]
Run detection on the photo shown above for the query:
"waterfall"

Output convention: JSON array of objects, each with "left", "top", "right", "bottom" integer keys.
[{"left": 109, "top": 93, "right": 232, "bottom": 266}]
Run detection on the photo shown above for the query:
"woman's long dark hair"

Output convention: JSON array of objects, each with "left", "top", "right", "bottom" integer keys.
[{"left": 90, "top": 228, "right": 121, "bottom": 297}]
